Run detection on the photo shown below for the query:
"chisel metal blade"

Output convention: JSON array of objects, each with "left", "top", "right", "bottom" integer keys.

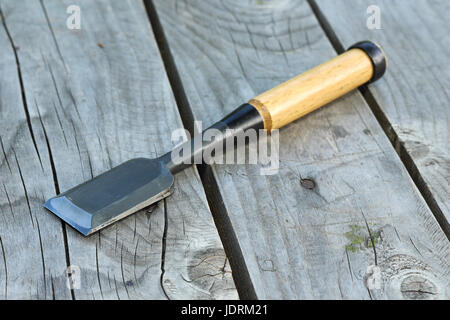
[{"left": 45, "top": 158, "right": 174, "bottom": 236}]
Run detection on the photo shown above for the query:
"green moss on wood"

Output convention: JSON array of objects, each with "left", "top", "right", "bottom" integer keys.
[
  {"left": 345, "top": 225, "right": 364, "bottom": 252},
  {"left": 345, "top": 225, "right": 380, "bottom": 252}
]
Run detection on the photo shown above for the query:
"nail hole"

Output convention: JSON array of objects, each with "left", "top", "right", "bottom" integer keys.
[{"left": 300, "top": 178, "right": 315, "bottom": 189}]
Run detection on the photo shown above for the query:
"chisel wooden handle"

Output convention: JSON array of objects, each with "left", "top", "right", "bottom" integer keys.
[
  {"left": 164, "top": 41, "right": 387, "bottom": 174},
  {"left": 249, "top": 41, "right": 387, "bottom": 131}
]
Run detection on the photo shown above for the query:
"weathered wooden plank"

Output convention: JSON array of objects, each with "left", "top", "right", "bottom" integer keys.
[
  {"left": 313, "top": 0, "right": 450, "bottom": 235},
  {"left": 0, "top": 5, "right": 71, "bottom": 299},
  {"left": 1, "top": 0, "right": 236, "bottom": 299},
  {"left": 154, "top": 0, "right": 450, "bottom": 299}
]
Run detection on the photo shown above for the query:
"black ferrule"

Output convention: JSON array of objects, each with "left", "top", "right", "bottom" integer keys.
[
  {"left": 348, "top": 41, "right": 387, "bottom": 83},
  {"left": 160, "top": 103, "right": 264, "bottom": 174},
  {"left": 212, "top": 103, "right": 264, "bottom": 132}
]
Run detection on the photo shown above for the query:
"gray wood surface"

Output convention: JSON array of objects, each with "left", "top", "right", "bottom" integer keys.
[
  {"left": 0, "top": 0, "right": 236, "bottom": 299},
  {"left": 0, "top": 4, "right": 71, "bottom": 299},
  {"left": 154, "top": 0, "right": 450, "bottom": 299},
  {"left": 313, "top": 0, "right": 450, "bottom": 235}
]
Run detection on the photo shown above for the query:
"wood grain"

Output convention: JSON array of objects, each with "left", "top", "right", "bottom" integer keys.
[
  {"left": 0, "top": 0, "right": 236, "bottom": 299},
  {"left": 250, "top": 48, "right": 374, "bottom": 130},
  {"left": 154, "top": 0, "right": 450, "bottom": 299},
  {"left": 0, "top": 3, "right": 71, "bottom": 299},
  {"left": 313, "top": 0, "right": 450, "bottom": 236}
]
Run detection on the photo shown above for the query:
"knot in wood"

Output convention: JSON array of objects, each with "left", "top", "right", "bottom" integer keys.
[{"left": 400, "top": 275, "right": 438, "bottom": 300}]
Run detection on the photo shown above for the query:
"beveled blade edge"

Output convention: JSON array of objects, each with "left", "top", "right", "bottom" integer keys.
[{"left": 44, "top": 196, "right": 92, "bottom": 236}]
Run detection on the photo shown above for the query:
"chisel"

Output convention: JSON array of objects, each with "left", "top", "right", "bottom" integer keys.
[{"left": 45, "top": 41, "right": 387, "bottom": 236}]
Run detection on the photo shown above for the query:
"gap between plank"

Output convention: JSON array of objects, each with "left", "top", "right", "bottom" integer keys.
[
  {"left": 143, "top": 0, "right": 257, "bottom": 299},
  {"left": 307, "top": 0, "right": 449, "bottom": 240},
  {"left": 37, "top": 109, "right": 76, "bottom": 300}
]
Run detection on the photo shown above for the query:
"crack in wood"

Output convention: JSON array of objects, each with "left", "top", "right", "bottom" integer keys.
[{"left": 159, "top": 198, "right": 170, "bottom": 300}]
